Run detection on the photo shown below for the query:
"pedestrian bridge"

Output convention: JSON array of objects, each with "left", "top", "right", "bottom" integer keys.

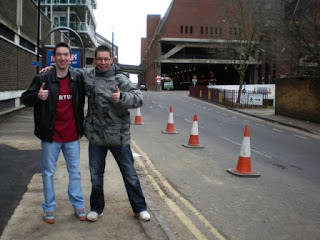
[{"left": 118, "top": 64, "right": 143, "bottom": 74}]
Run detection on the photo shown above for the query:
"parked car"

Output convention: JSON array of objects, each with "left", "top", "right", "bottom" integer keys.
[{"left": 139, "top": 84, "right": 148, "bottom": 91}]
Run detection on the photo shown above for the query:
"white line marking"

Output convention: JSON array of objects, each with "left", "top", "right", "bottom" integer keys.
[
  {"left": 185, "top": 118, "right": 192, "bottom": 123},
  {"left": 256, "top": 123, "right": 265, "bottom": 127},
  {"left": 219, "top": 136, "right": 272, "bottom": 158},
  {"left": 184, "top": 119, "right": 204, "bottom": 128},
  {"left": 294, "top": 135, "right": 308, "bottom": 139},
  {"left": 273, "top": 128, "right": 283, "bottom": 132}
]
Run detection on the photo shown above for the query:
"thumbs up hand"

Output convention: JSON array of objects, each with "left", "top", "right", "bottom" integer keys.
[
  {"left": 38, "top": 82, "right": 49, "bottom": 100},
  {"left": 112, "top": 86, "right": 121, "bottom": 103}
]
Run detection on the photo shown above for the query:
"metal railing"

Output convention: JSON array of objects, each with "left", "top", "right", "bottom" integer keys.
[{"left": 189, "top": 86, "right": 269, "bottom": 108}]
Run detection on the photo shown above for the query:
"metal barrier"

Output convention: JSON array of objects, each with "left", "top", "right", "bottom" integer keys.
[
  {"left": 0, "top": 90, "right": 25, "bottom": 116},
  {"left": 189, "top": 86, "right": 268, "bottom": 108}
]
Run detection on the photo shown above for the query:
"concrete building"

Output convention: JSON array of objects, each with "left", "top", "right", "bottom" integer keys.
[{"left": 0, "top": 0, "right": 117, "bottom": 115}]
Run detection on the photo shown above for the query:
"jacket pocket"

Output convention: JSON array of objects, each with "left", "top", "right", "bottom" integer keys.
[{"left": 100, "top": 125, "right": 122, "bottom": 147}]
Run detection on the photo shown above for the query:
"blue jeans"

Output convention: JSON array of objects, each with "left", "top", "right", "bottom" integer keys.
[
  {"left": 41, "top": 140, "right": 85, "bottom": 211},
  {"left": 89, "top": 144, "right": 147, "bottom": 214}
]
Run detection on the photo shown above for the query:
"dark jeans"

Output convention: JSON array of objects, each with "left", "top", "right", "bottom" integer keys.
[{"left": 88, "top": 143, "right": 147, "bottom": 214}]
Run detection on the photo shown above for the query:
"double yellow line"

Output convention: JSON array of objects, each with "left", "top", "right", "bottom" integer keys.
[{"left": 132, "top": 140, "right": 226, "bottom": 240}]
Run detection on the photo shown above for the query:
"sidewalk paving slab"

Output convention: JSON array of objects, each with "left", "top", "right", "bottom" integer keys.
[{"left": 0, "top": 137, "right": 168, "bottom": 240}]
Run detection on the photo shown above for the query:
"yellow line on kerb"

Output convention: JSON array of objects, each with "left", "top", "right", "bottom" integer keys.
[{"left": 132, "top": 140, "right": 226, "bottom": 240}]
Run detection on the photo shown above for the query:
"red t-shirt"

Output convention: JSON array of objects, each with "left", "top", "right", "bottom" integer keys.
[{"left": 53, "top": 75, "right": 79, "bottom": 143}]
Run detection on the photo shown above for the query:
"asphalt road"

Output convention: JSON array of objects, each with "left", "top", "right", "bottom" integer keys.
[
  {"left": 0, "top": 108, "right": 41, "bottom": 236},
  {"left": 130, "top": 91, "right": 320, "bottom": 240},
  {"left": 1, "top": 92, "right": 319, "bottom": 240}
]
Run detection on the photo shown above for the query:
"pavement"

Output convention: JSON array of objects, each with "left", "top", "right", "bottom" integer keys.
[
  {"left": 0, "top": 106, "right": 319, "bottom": 240},
  {"left": 234, "top": 108, "right": 320, "bottom": 137}
]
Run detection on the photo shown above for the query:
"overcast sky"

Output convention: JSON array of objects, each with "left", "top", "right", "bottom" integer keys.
[{"left": 93, "top": 0, "right": 172, "bottom": 66}]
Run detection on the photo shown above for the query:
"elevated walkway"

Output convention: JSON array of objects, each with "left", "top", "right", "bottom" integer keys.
[{"left": 118, "top": 64, "right": 144, "bottom": 74}]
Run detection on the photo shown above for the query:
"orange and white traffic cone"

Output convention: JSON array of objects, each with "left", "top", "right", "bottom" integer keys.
[
  {"left": 162, "top": 105, "right": 178, "bottom": 134},
  {"left": 182, "top": 114, "right": 204, "bottom": 148},
  {"left": 132, "top": 108, "right": 144, "bottom": 125},
  {"left": 227, "top": 124, "right": 260, "bottom": 177}
]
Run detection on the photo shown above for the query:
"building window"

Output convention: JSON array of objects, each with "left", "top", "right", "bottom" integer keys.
[
  {"left": 215, "top": 27, "right": 218, "bottom": 34},
  {"left": 20, "top": 37, "right": 35, "bottom": 52},
  {"left": 180, "top": 25, "right": 183, "bottom": 33},
  {"left": 0, "top": 23, "right": 14, "bottom": 41},
  {"left": 86, "top": 57, "right": 94, "bottom": 65},
  {"left": 210, "top": 27, "right": 213, "bottom": 34},
  {"left": 205, "top": 26, "right": 208, "bottom": 34},
  {"left": 185, "top": 26, "right": 188, "bottom": 33},
  {"left": 201, "top": 26, "right": 204, "bottom": 34},
  {"left": 190, "top": 26, "right": 193, "bottom": 34}
]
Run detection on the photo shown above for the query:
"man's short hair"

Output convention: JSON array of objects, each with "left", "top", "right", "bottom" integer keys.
[
  {"left": 53, "top": 42, "right": 71, "bottom": 55},
  {"left": 95, "top": 45, "right": 111, "bottom": 57}
]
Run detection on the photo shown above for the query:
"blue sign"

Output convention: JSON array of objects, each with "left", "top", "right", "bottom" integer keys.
[
  {"left": 46, "top": 48, "right": 82, "bottom": 68},
  {"left": 31, "top": 61, "right": 42, "bottom": 67}
]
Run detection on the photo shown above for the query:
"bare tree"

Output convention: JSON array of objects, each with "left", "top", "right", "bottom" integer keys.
[
  {"left": 280, "top": 0, "right": 320, "bottom": 76},
  {"left": 221, "top": 0, "right": 275, "bottom": 102}
]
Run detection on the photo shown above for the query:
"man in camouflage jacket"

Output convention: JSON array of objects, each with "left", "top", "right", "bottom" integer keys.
[{"left": 84, "top": 45, "right": 150, "bottom": 222}]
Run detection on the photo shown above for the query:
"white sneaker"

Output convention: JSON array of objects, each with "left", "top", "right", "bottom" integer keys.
[
  {"left": 138, "top": 210, "right": 150, "bottom": 221},
  {"left": 87, "top": 211, "right": 103, "bottom": 222}
]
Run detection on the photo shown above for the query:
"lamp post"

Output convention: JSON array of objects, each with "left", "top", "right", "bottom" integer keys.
[
  {"left": 36, "top": 0, "right": 41, "bottom": 73},
  {"left": 112, "top": 27, "right": 114, "bottom": 57}
]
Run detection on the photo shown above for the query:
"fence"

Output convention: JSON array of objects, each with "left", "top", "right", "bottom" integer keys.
[{"left": 189, "top": 85, "right": 269, "bottom": 108}]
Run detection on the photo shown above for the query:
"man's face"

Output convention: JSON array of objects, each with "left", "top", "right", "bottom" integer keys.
[
  {"left": 94, "top": 51, "right": 113, "bottom": 71},
  {"left": 54, "top": 47, "right": 71, "bottom": 70}
]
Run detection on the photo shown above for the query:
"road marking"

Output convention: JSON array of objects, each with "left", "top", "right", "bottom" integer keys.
[
  {"left": 273, "top": 128, "right": 283, "bottom": 132},
  {"left": 219, "top": 136, "right": 272, "bottom": 159},
  {"left": 185, "top": 118, "right": 204, "bottom": 129},
  {"left": 185, "top": 118, "right": 192, "bottom": 124},
  {"left": 232, "top": 116, "right": 238, "bottom": 119},
  {"left": 132, "top": 140, "right": 226, "bottom": 240},
  {"left": 255, "top": 123, "right": 265, "bottom": 127},
  {"left": 294, "top": 134, "right": 308, "bottom": 139}
]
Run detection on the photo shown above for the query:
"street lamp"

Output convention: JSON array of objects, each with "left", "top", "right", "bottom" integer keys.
[
  {"left": 36, "top": 0, "right": 41, "bottom": 73},
  {"left": 112, "top": 27, "right": 114, "bottom": 57}
]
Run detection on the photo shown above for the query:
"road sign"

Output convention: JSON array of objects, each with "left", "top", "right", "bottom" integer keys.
[{"left": 31, "top": 61, "right": 41, "bottom": 67}]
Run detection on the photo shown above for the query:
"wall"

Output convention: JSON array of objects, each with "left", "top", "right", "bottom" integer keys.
[{"left": 275, "top": 78, "right": 320, "bottom": 123}]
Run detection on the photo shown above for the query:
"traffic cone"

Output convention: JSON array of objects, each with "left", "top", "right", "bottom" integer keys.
[
  {"left": 132, "top": 108, "right": 144, "bottom": 125},
  {"left": 162, "top": 105, "right": 178, "bottom": 134},
  {"left": 227, "top": 125, "right": 260, "bottom": 177},
  {"left": 182, "top": 114, "right": 204, "bottom": 148}
]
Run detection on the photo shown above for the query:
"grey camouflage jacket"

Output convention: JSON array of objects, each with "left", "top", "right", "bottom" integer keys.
[{"left": 83, "top": 64, "right": 143, "bottom": 146}]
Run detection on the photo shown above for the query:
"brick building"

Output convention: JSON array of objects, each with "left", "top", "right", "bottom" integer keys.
[
  {"left": 0, "top": 0, "right": 69, "bottom": 113},
  {"left": 140, "top": 0, "right": 262, "bottom": 91},
  {"left": 139, "top": 0, "right": 320, "bottom": 91}
]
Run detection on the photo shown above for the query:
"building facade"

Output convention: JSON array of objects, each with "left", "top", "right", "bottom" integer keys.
[
  {"left": 139, "top": 0, "right": 319, "bottom": 91},
  {"left": 0, "top": 0, "right": 116, "bottom": 114},
  {"left": 140, "top": 0, "right": 263, "bottom": 91}
]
